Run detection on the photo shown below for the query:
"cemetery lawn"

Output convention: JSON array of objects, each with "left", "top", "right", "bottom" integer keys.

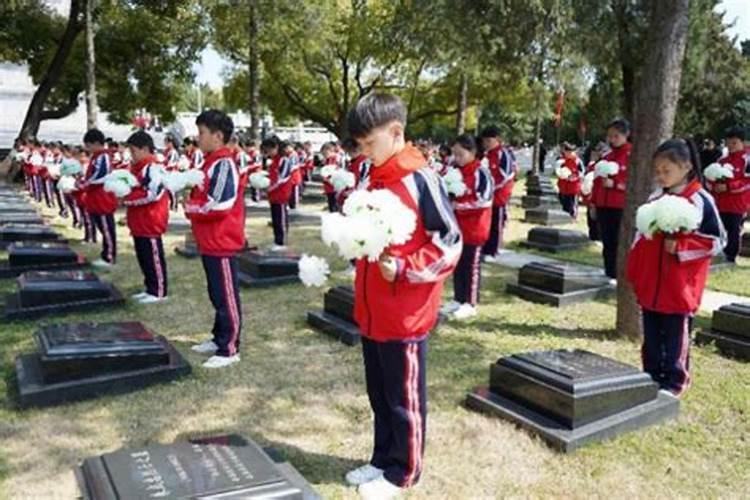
[{"left": 0, "top": 195, "right": 748, "bottom": 499}]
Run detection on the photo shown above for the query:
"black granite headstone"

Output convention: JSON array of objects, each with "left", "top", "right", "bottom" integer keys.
[
  {"left": 75, "top": 434, "right": 318, "bottom": 499},
  {"left": 0, "top": 202, "right": 36, "bottom": 213},
  {"left": 506, "top": 262, "right": 613, "bottom": 306},
  {"left": 15, "top": 322, "right": 191, "bottom": 407},
  {"left": 522, "top": 208, "right": 573, "bottom": 226},
  {"left": 696, "top": 303, "right": 750, "bottom": 360},
  {"left": 0, "top": 224, "right": 62, "bottom": 249},
  {"left": 0, "top": 213, "right": 44, "bottom": 225},
  {"left": 237, "top": 250, "right": 300, "bottom": 288},
  {"left": 0, "top": 242, "right": 86, "bottom": 278},
  {"left": 5, "top": 270, "right": 124, "bottom": 319},
  {"left": 306, "top": 286, "right": 360, "bottom": 345},
  {"left": 740, "top": 232, "right": 750, "bottom": 258},
  {"left": 521, "top": 227, "right": 591, "bottom": 253},
  {"left": 520, "top": 195, "right": 560, "bottom": 210},
  {"left": 710, "top": 254, "right": 736, "bottom": 271},
  {"left": 175, "top": 233, "right": 199, "bottom": 259},
  {"left": 466, "top": 349, "right": 679, "bottom": 452}
]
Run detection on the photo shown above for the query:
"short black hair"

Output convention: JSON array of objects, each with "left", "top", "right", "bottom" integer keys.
[
  {"left": 83, "top": 128, "right": 106, "bottom": 145},
  {"left": 347, "top": 93, "right": 407, "bottom": 139},
  {"left": 479, "top": 126, "right": 502, "bottom": 139},
  {"left": 261, "top": 135, "right": 280, "bottom": 150},
  {"left": 452, "top": 134, "right": 477, "bottom": 153},
  {"left": 195, "top": 109, "right": 234, "bottom": 143},
  {"left": 606, "top": 118, "right": 631, "bottom": 135},
  {"left": 126, "top": 130, "right": 155, "bottom": 152},
  {"left": 653, "top": 138, "right": 702, "bottom": 183},
  {"left": 725, "top": 126, "right": 746, "bottom": 141},
  {"left": 560, "top": 141, "right": 577, "bottom": 152}
]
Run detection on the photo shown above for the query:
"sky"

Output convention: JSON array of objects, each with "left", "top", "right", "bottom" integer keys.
[{"left": 45, "top": 0, "right": 750, "bottom": 90}]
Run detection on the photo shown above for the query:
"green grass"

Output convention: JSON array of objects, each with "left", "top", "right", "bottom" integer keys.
[{"left": 0, "top": 191, "right": 748, "bottom": 498}]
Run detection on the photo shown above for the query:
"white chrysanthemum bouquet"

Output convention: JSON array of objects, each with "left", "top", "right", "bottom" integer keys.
[
  {"left": 443, "top": 167, "right": 467, "bottom": 197},
  {"left": 319, "top": 164, "right": 338, "bottom": 180},
  {"left": 594, "top": 160, "right": 619, "bottom": 178},
  {"left": 555, "top": 161, "right": 573, "bottom": 180},
  {"left": 29, "top": 152, "right": 43, "bottom": 166},
  {"left": 249, "top": 171, "right": 270, "bottom": 190},
  {"left": 331, "top": 169, "right": 356, "bottom": 193},
  {"left": 45, "top": 160, "right": 61, "bottom": 179},
  {"left": 703, "top": 163, "right": 733, "bottom": 182},
  {"left": 297, "top": 254, "right": 330, "bottom": 287},
  {"left": 321, "top": 189, "right": 417, "bottom": 261},
  {"left": 635, "top": 194, "right": 701, "bottom": 239},
  {"left": 60, "top": 159, "right": 82, "bottom": 177},
  {"left": 177, "top": 156, "right": 191, "bottom": 172},
  {"left": 162, "top": 169, "right": 205, "bottom": 193},
  {"left": 103, "top": 170, "right": 139, "bottom": 198},
  {"left": 57, "top": 176, "right": 77, "bottom": 193},
  {"left": 581, "top": 171, "right": 595, "bottom": 196}
]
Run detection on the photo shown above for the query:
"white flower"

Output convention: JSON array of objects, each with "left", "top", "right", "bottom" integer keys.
[
  {"left": 321, "top": 212, "right": 346, "bottom": 246},
  {"left": 704, "top": 163, "right": 734, "bottom": 182},
  {"left": 555, "top": 166, "right": 572, "bottom": 180},
  {"left": 46, "top": 162, "right": 61, "bottom": 179},
  {"left": 636, "top": 194, "right": 701, "bottom": 238},
  {"left": 103, "top": 170, "right": 138, "bottom": 198},
  {"left": 57, "top": 176, "right": 77, "bottom": 193},
  {"left": 443, "top": 167, "right": 467, "bottom": 196},
  {"left": 177, "top": 156, "right": 191, "bottom": 171},
  {"left": 319, "top": 164, "right": 337, "bottom": 179},
  {"left": 331, "top": 170, "right": 356, "bottom": 193},
  {"left": 581, "top": 171, "right": 595, "bottom": 196},
  {"left": 60, "top": 159, "right": 82, "bottom": 176},
  {"left": 155, "top": 152, "right": 165, "bottom": 163},
  {"left": 249, "top": 171, "right": 270, "bottom": 190},
  {"left": 29, "top": 152, "right": 43, "bottom": 166},
  {"left": 594, "top": 160, "right": 619, "bottom": 178},
  {"left": 298, "top": 254, "right": 330, "bottom": 287},
  {"left": 13, "top": 151, "right": 25, "bottom": 162},
  {"left": 163, "top": 169, "right": 206, "bottom": 193},
  {"left": 147, "top": 164, "right": 166, "bottom": 192}
]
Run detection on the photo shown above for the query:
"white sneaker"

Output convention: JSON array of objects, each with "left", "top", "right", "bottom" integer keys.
[
  {"left": 452, "top": 303, "right": 478, "bottom": 320},
  {"left": 440, "top": 300, "right": 461, "bottom": 314},
  {"left": 358, "top": 476, "right": 402, "bottom": 500},
  {"left": 269, "top": 244, "right": 287, "bottom": 252},
  {"left": 482, "top": 254, "right": 499, "bottom": 264},
  {"left": 92, "top": 259, "right": 113, "bottom": 269},
  {"left": 191, "top": 340, "right": 218, "bottom": 354},
  {"left": 608, "top": 278, "right": 617, "bottom": 286},
  {"left": 202, "top": 354, "right": 241, "bottom": 368},
  {"left": 345, "top": 464, "right": 384, "bottom": 486},
  {"left": 131, "top": 291, "right": 148, "bottom": 300},
  {"left": 137, "top": 294, "right": 167, "bottom": 304}
]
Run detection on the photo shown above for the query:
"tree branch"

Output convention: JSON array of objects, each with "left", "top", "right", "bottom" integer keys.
[{"left": 41, "top": 90, "right": 81, "bottom": 120}]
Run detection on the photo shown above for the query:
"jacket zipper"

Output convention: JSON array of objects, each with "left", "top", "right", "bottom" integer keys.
[{"left": 651, "top": 237, "right": 665, "bottom": 309}]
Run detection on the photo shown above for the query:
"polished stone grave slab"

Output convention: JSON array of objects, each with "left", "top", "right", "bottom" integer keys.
[
  {"left": 521, "top": 227, "right": 591, "bottom": 253},
  {"left": 522, "top": 208, "right": 574, "bottom": 226},
  {"left": 466, "top": 349, "right": 680, "bottom": 452},
  {"left": 696, "top": 303, "right": 750, "bottom": 361},
  {"left": 0, "top": 212, "right": 44, "bottom": 225},
  {"left": 174, "top": 232, "right": 199, "bottom": 259},
  {"left": 307, "top": 286, "right": 360, "bottom": 345},
  {"left": 237, "top": 250, "right": 300, "bottom": 288},
  {"left": 0, "top": 224, "right": 62, "bottom": 249},
  {"left": 521, "top": 195, "right": 560, "bottom": 209},
  {"left": 506, "top": 262, "right": 613, "bottom": 307},
  {"left": 0, "top": 241, "right": 86, "bottom": 278}
]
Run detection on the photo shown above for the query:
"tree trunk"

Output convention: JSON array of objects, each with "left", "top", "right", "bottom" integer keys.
[
  {"left": 84, "top": 0, "right": 98, "bottom": 130},
  {"left": 19, "top": 0, "right": 84, "bottom": 140},
  {"left": 248, "top": 0, "right": 261, "bottom": 141},
  {"left": 615, "top": 0, "right": 690, "bottom": 339},
  {"left": 455, "top": 72, "right": 468, "bottom": 135}
]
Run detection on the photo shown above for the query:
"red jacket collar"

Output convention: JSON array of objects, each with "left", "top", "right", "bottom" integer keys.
[
  {"left": 459, "top": 159, "right": 481, "bottom": 176},
  {"left": 131, "top": 154, "right": 156, "bottom": 174},
  {"left": 202, "top": 146, "right": 234, "bottom": 169},
  {"left": 370, "top": 143, "right": 425, "bottom": 187},
  {"left": 666, "top": 178, "right": 701, "bottom": 198}
]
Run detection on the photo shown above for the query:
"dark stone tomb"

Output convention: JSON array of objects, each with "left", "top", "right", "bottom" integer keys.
[
  {"left": 0, "top": 212, "right": 44, "bottom": 225},
  {"left": 526, "top": 175, "right": 557, "bottom": 197},
  {"left": 521, "top": 195, "right": 560, "bottom": 210},
  {"left": 506, "top": 262, "right": 613, "bottom": 307},
  {"left": 696, "top": 303, "right": 750, "bottom": 361},
  {"left": 307, "top": 286, "right": 360, "bottom": 345},
  {"left": 522, "top": 208, "right": 573, "bottom": 226},
  {"left": 740, "top": 232, "right": 750, "bottom": 258},
  {"left": 15, "top": 321, "right": 191, "bottom": 407},
  {"left": 75, "top": 434, "right": 319, "bottom": 499},
  {"left": 466, "top": 349, "right": 680, "bottom": 452},
  {"left": 175, "top": 233, "right": 199, "bottom": 259},
  {"left": 5, "top": 270, "right": 124, "bottom": 319},
  {"left": 0, "top": 241, "right": 86, "bottom": 278},
  {"left": 710, "top": 254, "right": 736, "bottom": 271},
  {"left": 0, "top": 202, "right": 36, "bottom": 213},
  {"left": 237, "top": 250, "right": 300, "bottom": 288},
  {"left": 0, "top": 224, "right": 62, "bottom": 249},
  {"left": 521, "top": 227, "right": 591, "bottom": 253}
]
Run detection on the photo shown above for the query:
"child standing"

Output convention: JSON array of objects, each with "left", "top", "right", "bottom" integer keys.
[
  {"left": 264, "top": 137, "right": 295, "bottom": 251},
  {"left": 81, "top": 129, "right": 118, "bottom": 267},
  {"left": 344, "top": 93, "right": 461, "bottom": 499},
  {"left": 627, "top": 139, "right": 725, "bottom": 397},
  {"left": 321, "top": 142, "right": 342, "bottom": 212},
  {"left": 706, "top": 126, "right": 749, "bottom": 263},
  {"left": 123, "top": 131, "right": 170, "bottom": 304},
  {"left": 441, "top": 134, "right": 493, "bottom": 321},
  {"left": 186, "top": 110, "right": 246, "bottom": 369},
  {"left": 479, "top": 126, "right": 516, "bottom": 261},
  {"left": 556, "top": 142, "right": 584, "bottom": 219}
]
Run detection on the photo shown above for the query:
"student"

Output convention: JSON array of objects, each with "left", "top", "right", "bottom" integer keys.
[
  {"left": 706, "top": 126, "right": 749, "bottom": 263},
  {"left": 592, "top": 118, "right": 632, "bottom": 280},
  {"left": 81, "top": 129, "right": 118, "bottom": 267},
  {"left": 186, "top": 110, "right": 246, "bottom": 369},
  {"left": 556, "top": 142, "right": 584, "bottom": 219},
  {"left": 582, "top": 143, "right": 605, "bottom": 241},
  {"left": 321, "top": 142, "right": 341, "bottom": 212},
  {"left": 441, "top": 134, "right": 493, "bottom": 320},
  {"left": 184, "top": 137, "right": 205, "bottom": 169},
  {"left": 479, "top": 126, "right": 516, "bottom": 261},
  {"left": 264, "top": 137, "right": 295, "bottom": 250},
  {"left": 337, "top": 138, "right": 371, "bottom": 209},
  {"left": 344, "top": 93, "right": 461, "bottom": 499},
  {"left": 626, "top": 139, "right": 725, "bottom": 397},
  {"left": 164, "top": 134, "right": 181, "bottom": 210}
]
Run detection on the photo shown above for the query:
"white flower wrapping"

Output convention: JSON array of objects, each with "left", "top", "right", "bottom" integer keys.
[
  {"left": 29, "top": 152, "right": 43, "bottom": 166},
  {"left": 45, "top": 161, "right": 61, "bottom": 179},
  {"left": 635, "top": 194, "right": 701, "bottom": 239},
  {"left": 162, "top": 169, "right": 205, "bottom": 193},
  {"left": 331, "top": 169, "right": 356, "bottom": 193},
  {"left": 60, "top": 159, "right": 83, "bottom": 176},
  {"left": 103, "top": 170, "right": 139, "bottom": 198},
  {"left": 703, "top": 162, "right": 734, "bottom": 182},
  {"left": 297, "top": 254, "right": 330, "bottom": 287},
  {"left": 57, "top": 176, "right": 77, "bottom": 193},
  {"left": 249, "top": 171, "right": 270, "bottom": 190},
  {"left": 594, "top": 160, "right": 619, "bottom": 178},
  {"left": 320, "top": 189, "right": 417, "bottom": 262},
  {"left": 319, "top": 164, "right": 337, "bottom": 179},
  {"left": 177, "top": 156, "right": 191, "bottom": 171},
  {"left": 581, "top": 171, "right": 595, "bottom": 196},
  {"left": 555, "top": 166, "right": 572, "bottom": 180},
  {"left": 443, "top": 167, "right": 467, "bottom": 196}
]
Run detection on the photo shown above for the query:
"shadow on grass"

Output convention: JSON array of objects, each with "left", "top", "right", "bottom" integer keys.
[{"left": 468, "top": 319, "right": 618, "bottom": 342}]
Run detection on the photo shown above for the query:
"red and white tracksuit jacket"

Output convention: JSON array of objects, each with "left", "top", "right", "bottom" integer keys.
[
  {"left": 267, "top": 153, "right": 295, "bottom": 204},
  {"left": 626, "top": 180, "right": 726, "bottom": 314},
  {"left": 322, "top": 154, "right": 343, "bottom": 194},
  {"left": 706, "top": 151, "right": 750, "bottom": 214},
  {"left": 82, "top": 150, "right": 118, "bottom": 215},
  {"left": 123, "top": 155, "right": 170, "bottom": 237},
  {"left": 453, "top": 159, "right": 494, "bottom": 245},
  {"left": 557, "top": 156, "right": 584, "bottom": 196},
  {"left": 486, "top": 144, "right": 516, "bottom": 207},
  {"left": 354, "top": 144, "right": 462, "bottom": 342},
  {"left": 592, "top": 142, "right": 632, "bottom": 209},
  {"left": 185, "top": 147, "right": 247, "bottom": 256},
  {"left": 337, "top": 154, "right": 371, "bottom": 208}
]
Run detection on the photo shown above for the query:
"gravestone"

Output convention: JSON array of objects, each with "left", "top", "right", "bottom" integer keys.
[
  {"left": 175, "top": 233, "right": 199, "bottom": 259},
  {"left": 696, "top": 303, "right": 750, "bottom": 360},
  {"left": 15, "top": 321, "right": 191, "bottom": 407},
  {"left": 75, "top": 434, "right": 319, "bottom": 499},
  {"left": 5, "top": 270, "right": 124, "bottom": 319},
  {"left": 521, "top": 227, "right": 591, "bottom": 253},
  {"left": 740, "top": 232, "right": 750, "bottom": 258},
  {"left": 307, "top": 286, "right": 360, "bottom": 345},
  {"left": 0, "top": 224, "right": 62, "bottom": 249},
  {"left": 506, "top": 262, "right": 613, "bottom": 306},
  {"left": 521, "top": 195, "right": 560, "bottom": 210},
  {"left": 526, "top": 175, "right": 556, "bottom": 197},
  {"left": 466, "top": 349, "right": 680, "bottom": 452},
  {"left": 710, "top": 254, "right": 736, "bottom": 271},
  {"left": 237, "top": 250, "right": 300, "bottom": 288},
  {"left": 0, "top": 241, "right": 86, "bottom": 278},
  {"left": 523, "top": 208, "right": 573, "bottom": 226},
  {"left": 0, "top": 202, "right": 36, "bottom": 213},
  {"left": 0, "top": 212, "right": 44, "bottom": 225},
  {"left": 301, "top": 180, "right": 325, "bottom": 201},
  {"left": 167, "top": 217, "right": 191, "bottom": 234}
]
